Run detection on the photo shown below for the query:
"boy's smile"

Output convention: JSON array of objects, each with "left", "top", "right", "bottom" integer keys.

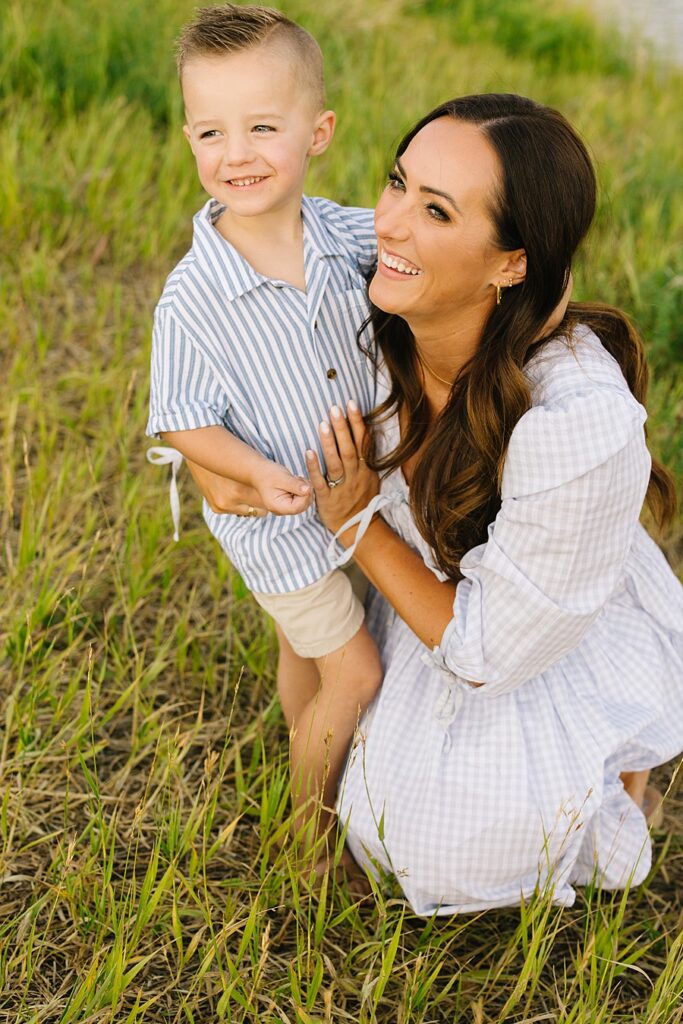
[{"left": 182, "top": 46, "right": 335, "bottom": 228}]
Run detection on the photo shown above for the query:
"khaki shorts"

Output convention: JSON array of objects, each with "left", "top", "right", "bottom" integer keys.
[{"left": 252, "top": 562, "right": 369, "bottom": 659}]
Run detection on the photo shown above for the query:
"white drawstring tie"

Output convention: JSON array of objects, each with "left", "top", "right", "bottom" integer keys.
[
  {"left": 146, "top": 447, "right": 184, "bottom": 541},
  {"left": 326, "top": 492, "right": 402, "bottom": 566}
]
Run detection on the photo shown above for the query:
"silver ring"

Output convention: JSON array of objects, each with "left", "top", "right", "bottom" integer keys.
[{"left": 326, "top": 474, "right": 345, "bottom": 489}]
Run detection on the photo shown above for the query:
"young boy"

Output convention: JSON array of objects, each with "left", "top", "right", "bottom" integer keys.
[{"left": 146, "top": 4, "right": 382, "bottom": 856}]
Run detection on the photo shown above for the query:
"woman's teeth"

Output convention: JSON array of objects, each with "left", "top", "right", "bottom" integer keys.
[
  {"left": 229, "top": 176, "right": 264, "bottom": 186},
  {"left": 380, "top": 249, "right": 422, "bottom": 275}
]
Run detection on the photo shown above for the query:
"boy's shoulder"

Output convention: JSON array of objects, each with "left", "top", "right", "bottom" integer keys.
[
  {"left": 154, "top": 200, "right": 224, "bottom": 315},
  {"left": 155, "top": 250, "right": 198, "bottom": 312},
  {"left": 303, "top": 195, "right": 375, "bottom": 249}
]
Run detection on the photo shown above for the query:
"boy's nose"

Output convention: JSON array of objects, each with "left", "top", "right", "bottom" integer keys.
[{"left": 222, "top": 135, "right": 255, "bottom": 167}]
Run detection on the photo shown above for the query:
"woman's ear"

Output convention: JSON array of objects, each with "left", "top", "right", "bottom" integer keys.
[{"left": 498, "top": 249, "right": 527, "bottom": 285}]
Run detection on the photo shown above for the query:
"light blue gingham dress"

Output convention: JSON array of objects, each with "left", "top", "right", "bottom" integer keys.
[{"left": 336, "top": 326, "right": 683, "bottom": 915}]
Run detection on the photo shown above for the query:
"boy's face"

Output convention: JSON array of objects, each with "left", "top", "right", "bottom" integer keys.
[{"left": 182, "top": 46, "right": 334, "bottom": 220}]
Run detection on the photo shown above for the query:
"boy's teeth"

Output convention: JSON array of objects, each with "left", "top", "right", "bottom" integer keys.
[
  {"left": 380, "top": 249, "right": 421, "bottom": 275},
  {"left": 230, "top": 176, "right": 264, "bottom": 186}
]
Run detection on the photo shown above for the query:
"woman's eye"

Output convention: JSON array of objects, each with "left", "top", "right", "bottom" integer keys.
[
  {"left": 387, "top": 172, "right": 405, "bottom": 191},
  {"left": 427, "top": 203, "right": 449, "bottom": 222}
]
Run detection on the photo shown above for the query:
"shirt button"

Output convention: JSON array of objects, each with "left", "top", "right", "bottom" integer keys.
[
  {"left": 314, "top": 320, "right": 319, "bottom": 329},
  {"left": 326, "top": 368, "right": 337, "bottom": 380}
]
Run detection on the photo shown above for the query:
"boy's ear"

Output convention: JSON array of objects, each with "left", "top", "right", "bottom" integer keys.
[
  {"left": 308, "top": 110, "right": 336, "bottom": 157},
  {"left": 182, "top": 124, "right": 195, "bottom": 153}
]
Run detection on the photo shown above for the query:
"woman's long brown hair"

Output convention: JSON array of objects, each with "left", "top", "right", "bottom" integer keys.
[{"left": 364, "top": 95, "right": 675, "bottom": 581}]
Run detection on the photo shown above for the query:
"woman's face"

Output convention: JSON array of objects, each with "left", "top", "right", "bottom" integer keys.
[{"left": 369, "top": 117, "right": 513, "bottom": 330}]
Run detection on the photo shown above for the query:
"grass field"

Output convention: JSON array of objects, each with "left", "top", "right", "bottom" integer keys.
[{"left": 1, "top": 0, "right": 682, "bottom": 1020}]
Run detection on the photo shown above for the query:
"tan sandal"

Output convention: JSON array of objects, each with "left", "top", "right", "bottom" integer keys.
[{"left": 642, "top": 785, "right": 664, "bottom": 828}]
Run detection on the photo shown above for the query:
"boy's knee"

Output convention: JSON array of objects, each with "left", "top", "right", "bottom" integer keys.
[{"left": 356, "top": 657, "right": 384, "bottom": 709}]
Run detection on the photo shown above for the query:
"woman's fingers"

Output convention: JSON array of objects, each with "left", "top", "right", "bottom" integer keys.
[
  {"left": 318, "top": 418, "right": 346, "bottom": 482},
  {"left": 329, "top": 404, "right": 358, "bottom": 465},
  {"left": 306, "top": 449, "right": 328, "bottom": 494},
  {"left": 346, "top": 399, "right": 368, "bottom": 457}
]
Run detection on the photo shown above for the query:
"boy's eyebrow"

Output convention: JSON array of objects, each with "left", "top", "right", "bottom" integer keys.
[
  {"left": 395, "top": 157, "right": 462, "bottom": 215},
  {"left": 192, "top": 114, "right": 288, "bottom": 129}
]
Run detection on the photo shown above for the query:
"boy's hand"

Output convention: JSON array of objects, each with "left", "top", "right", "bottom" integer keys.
[
  {"left": 253, "top": 460, "right": 313, "bottom": 516},
  {"left": 185, "top": 460, "right": 267, "bottom": 516}
]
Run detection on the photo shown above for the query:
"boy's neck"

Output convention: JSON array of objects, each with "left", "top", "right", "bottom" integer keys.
[
  {"left": 217, "top": 200, "right": 304, "bottom": 245},
  {"left": 215, "top": 198, "right": 307, "bottom": 291}
]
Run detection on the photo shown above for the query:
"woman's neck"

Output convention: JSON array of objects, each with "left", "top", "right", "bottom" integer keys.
[{"left": 410, "top": 301, "right": 490, "bottom": 387}]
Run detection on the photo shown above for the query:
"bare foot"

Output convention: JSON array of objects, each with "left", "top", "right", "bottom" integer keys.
[
  {"left": 313, "top": 845, "right": 372, "bottom": 897},
  {"left": 642, "top": 785, "right": 664, "bottom": 828}
]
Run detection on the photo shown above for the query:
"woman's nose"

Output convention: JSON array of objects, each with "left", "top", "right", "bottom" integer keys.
[{"left": 374, "top": 191, "right": 410, "bottom": 241}]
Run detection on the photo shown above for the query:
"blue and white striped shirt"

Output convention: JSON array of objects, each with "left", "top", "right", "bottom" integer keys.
[{"left": 147, "top": 196, "right": 378, "bottom": 593}]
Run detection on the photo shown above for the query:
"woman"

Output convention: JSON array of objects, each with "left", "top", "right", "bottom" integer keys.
[
  {"left": 193, "top": 94, "right": 683, "bottom": 913},
  {"left": 300, "top": 94, "right": 683, "bottom": 914}
]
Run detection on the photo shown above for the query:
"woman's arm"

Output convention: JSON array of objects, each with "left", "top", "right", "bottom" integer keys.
[
  {"left": 308, "top": 379, "right": 649, "bottom": 695},
  {"left": 306, "top": 404, "right": 456, "bottom": 650}
]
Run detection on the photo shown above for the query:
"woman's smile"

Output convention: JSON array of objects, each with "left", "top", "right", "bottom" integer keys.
[{"left": 379, "top": 247, "right": 423, "bottom": 277}]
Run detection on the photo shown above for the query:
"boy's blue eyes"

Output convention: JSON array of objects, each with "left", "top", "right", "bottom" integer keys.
[
  {"left": 199, "top": 125, "right": 275, "bottom": 139},
  {"left": 386, "top": 172, "right": 450, "bottom": 222}
]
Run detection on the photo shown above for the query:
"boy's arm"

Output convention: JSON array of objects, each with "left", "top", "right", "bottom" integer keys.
[
  {"left": 161, "top": 425, "right": 312, "bottom": 515},
  {"left": 185, "top": 459, "right": 267, "bottom": 516}
]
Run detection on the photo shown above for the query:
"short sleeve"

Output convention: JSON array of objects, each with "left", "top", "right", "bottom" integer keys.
[
  {"left": 146, "top": 306, "right": 229, "bottom": 438},
  {"left": 436, "top": 387, "right": 650, "bottom": 695}
]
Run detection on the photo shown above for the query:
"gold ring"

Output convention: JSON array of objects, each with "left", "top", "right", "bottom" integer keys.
[{"left": 239, "top": 505, "right": 258, "bottom": 517}]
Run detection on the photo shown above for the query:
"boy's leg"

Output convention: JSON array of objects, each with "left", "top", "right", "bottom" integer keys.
[
  {"left": 274, "top": 623, "right": 320, "bottom": 729},
  {"left": 289, "top": 622, "right": 383, "bottom": 851}
]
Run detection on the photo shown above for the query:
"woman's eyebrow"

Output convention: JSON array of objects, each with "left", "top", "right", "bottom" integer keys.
[{"left": 395, "top": 157, "right": 462, "bottom": 214}]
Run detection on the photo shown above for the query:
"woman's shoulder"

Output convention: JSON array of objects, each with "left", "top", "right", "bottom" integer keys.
[
  {"left": 524, "top": 324, "right": 634, "bottom": 405},
  {"left": 502, "top": 326, "right": 648, "bottom": 497}
]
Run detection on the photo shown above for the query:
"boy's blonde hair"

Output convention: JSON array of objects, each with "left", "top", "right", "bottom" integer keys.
[{"left": 176, "top": 4, "right": 325, "bottom": 111}]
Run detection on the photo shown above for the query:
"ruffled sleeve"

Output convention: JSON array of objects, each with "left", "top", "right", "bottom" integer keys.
[{"left": 436, "top": 383, "right": 650, "bottom": 695}]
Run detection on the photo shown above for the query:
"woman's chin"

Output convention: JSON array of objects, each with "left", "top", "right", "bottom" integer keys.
[{"left": 369, "top": 274, "right": 405, "bottom": 316}]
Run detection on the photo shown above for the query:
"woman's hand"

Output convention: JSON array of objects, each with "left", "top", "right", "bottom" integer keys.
[
  {"left": 185, "top": 459, "right": 267, "bottom": 517},
  {"left": 305, "top": 400, "right": 380, "bottom": 538}
]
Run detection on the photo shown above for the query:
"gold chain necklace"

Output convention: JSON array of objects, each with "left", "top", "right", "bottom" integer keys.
[{"left": 417, "top": 350, "right": 454, "bottom": 387}]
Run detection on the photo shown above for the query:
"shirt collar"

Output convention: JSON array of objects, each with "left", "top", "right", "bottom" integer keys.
[{"left": 191, "top": 197, "right": 348, "bottom": 301}]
